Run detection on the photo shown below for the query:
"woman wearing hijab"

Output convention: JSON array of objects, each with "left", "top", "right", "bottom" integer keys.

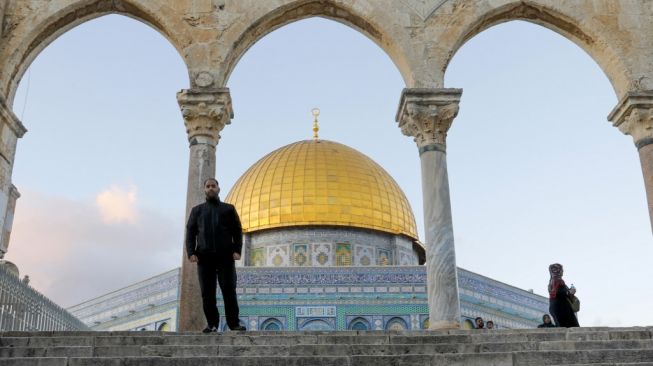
[
  {"left": 537, "top": 314, "right": 556, "bottom": 328},
  {"left": 548, "top": 263, "right": 579, "bottom": 327}
]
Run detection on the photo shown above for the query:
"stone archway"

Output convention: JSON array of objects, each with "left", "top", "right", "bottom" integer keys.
[
  {"left": 439, "top": 1, "right": 631, "bottom": 98},
  {"left": 0, "top": 0, "right": 191, "bottom": 106},
  {"left": 1, "top": 0, "right": 651, "bottom": 333},
  {"left": 215, "top": 0, "right": 417, "bottom": 88}
]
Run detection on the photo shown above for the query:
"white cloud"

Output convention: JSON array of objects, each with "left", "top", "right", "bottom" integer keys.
[
  {"left": 96, "top": 185, "right": 139, "bottom": 224},
  {"left": 4, "top": 189, "right": 182, "bottom": 307}
]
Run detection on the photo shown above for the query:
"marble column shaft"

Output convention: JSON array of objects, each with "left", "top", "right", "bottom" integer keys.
[
  {"left": 177, "top": 88, "right": 233, "bottom": 331},
  {"left": 396, "top": 88, "right": 462, "bottom": 329},
  {"left": 608, "top": 91, "right": 653, "bottom": 233}
]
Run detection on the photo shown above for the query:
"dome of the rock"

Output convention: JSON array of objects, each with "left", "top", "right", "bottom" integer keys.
[{"left": 225, "top": 139, "right": 418, "bottom": 240}]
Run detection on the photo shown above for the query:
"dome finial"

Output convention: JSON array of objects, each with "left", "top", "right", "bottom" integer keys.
[{"left": 311, "top": 108, "right": 320, "bottom": 140}]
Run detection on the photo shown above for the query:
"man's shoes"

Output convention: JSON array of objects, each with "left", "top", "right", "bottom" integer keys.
[
  {"left": 229, "top": 325, "right": 246, "bottom": 331},
  {"left": 202, "top": 325, "right": 218, "bottom": 333}
]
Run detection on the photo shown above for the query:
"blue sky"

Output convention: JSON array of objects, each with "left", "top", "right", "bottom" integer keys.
[{"left": 6, "top": 15, "right": 651, "bottom": 326}]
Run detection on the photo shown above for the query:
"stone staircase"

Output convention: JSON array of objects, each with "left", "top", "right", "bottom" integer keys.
[{"left": 1, "top": 327, "right": 653, "bottom": 365}]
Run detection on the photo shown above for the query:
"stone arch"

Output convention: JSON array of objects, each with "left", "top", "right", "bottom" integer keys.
[
  {"left": 441, "top": 1, "right": 628, "bottom": 97},
  {"left": 219, "top": 0, "right": 412, "bottom": 87},
  {"left": 2, "top": 0, "right": 190, "bottom": 106}
]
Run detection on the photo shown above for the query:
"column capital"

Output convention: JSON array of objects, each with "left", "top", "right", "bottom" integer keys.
[
  {"left": 177, "top": 88, "right": 233, "bottom": 146},
  {"left": 608, "top": 91, "right": 653, "bottom": 149},
  {"left": 395, "top": 88, "right": 462, "bottom": 150}
]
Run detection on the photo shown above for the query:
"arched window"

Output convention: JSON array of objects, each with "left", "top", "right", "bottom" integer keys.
[
  {"left": 300, "top": 319, "right": 334, "bottom": 331},
  {"left": 348, "top": 317, "right": 370, "bottom": 331},
  {"left": 385, "top": 317, "right": 408, "bottom": 330},
  {"left": 462, "top": 319, "right": 475, "bottom": 330},
  {"left": 157, "top": 322, "right": 169, "bottom": 331},
  {"left": 261, "top": 318, "right": 283, "bottom": 331}
]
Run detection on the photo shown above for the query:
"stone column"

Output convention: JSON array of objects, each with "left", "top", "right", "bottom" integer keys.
[
  {"left": 608, "top": 91, "right": 653, "bottom": 233},
  {"left": 176, "top": 88, "right": 233, "bottom": 331},
  {"left": 396, "top": 88, "right": 462, "bottom": 330},
  {"left": 0, "top": 96, "right": 27, "bottom": 259},
  {"left": 0, "top": 185, "right": 20, "bottom": 257}
]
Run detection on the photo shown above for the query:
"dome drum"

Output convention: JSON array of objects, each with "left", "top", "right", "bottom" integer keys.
[{"left": 238, "top": 226, "right": 421, "bottom": 268}]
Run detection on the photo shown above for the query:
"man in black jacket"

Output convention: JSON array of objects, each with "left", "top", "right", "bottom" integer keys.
[{"left": 186, "top": 177, "right": 246, "bottom": 332}]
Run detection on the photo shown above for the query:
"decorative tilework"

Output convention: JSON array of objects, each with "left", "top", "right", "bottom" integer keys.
[
  {"left": 248, "top": 227, "right": 420, "bottom": 267},
  {"left": 346, "top": 316, "right": 372, "bottom": 330},
  {"left": 251, "top": 247, "right": 265, "bottom": 267},
  {"left": 385, "top": 315, "right": 410, "bottom": 330},
  {"left": 354, "top": 244, "right": 375, "bottom": 266},
  {"left": 73, "top": 266, "right": 548, "bottom": 332},
  {"left": 398, "top": 249, "right": 416, "bottom": 266},
  {"left": 377, "top": 248, "right": 392, "bottom": 266},
  {"left": 336, "top": 243, "right": 352, "bottom": 266},
  {"left": 259, "top": 316, "right": 286, "bottom": 330},
  {"left": 298, "top": 317, "right": 336, "bottom": 330},
  {"left": 421, "top": 315, "right": 430, "bottom": 329},
  {"left": 266, "top": 245, "right": 289, "bottom": 267},
  {"left": 312, "top": 243, "right": 333, "bottom": 266},
  {"left": 292, "top": 244, "right": 310, "bottom": 266}
]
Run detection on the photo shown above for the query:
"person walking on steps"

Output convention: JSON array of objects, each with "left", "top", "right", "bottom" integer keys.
[{"left": 547, "top": 263, "right": 579, "bottom": 328}]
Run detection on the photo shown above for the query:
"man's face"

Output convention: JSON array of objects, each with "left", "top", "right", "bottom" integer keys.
[
  {"left": 205, "top": 180, "right": 220, "bottom": 198},
  {"left": 476, "top": 318, "right": 484, "bottom": 328}
]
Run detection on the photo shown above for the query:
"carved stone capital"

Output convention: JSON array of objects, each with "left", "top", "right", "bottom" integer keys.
[
  {"left": 177, "top": 88, "right": 233, "bottom": 146},
  {"left": 608, "top": 91, "right": 653, "bottom": 149},
  {"left": 395, "top": 88, "right": 462, "bottom": 149}
]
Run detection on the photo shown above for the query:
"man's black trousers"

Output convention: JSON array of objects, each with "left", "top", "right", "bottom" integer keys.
[{"left": 196, "top": 253, "right": 240, "bottom": 329}]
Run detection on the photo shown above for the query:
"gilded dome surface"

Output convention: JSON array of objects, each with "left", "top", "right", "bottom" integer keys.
[{"left": 225, "top": 140, "right": 418, "bottom": 240}]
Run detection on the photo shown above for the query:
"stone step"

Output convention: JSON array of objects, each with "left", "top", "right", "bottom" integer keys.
[
  {"left": 551, "top": 362, "right": 653, "bottom": 366},
  {"left": 2, "top": 340, "right": 653, "bottom": 358},
  {"left": 1, "top": 330, "right": 650, "bottom": 348},
  {"left": 510, "top": 349, "right": 653, "bottom": 365},
  {"left": 551, "top": 364, "right": 653, "bottom": 366},
  {"left": 2, "top": 352, "right": 653, "bottom": 366},
  {"left": 1, "top": 327, "right": 651, "bottom": 338}
]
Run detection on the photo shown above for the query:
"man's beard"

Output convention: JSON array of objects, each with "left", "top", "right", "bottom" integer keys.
[{"left": 205, "top": 192, "right": 218, "bottom": 201}]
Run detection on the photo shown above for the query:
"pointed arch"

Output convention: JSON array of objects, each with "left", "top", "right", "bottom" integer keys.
[
  {"left": 2, "top": 0, "right": 189, "bottom": 105},
  {"left": 442, "top": 1, "right": 629, "bottom": 97},
  {"left": 219, "top": 0, "right": 413, "bottom": 87}
]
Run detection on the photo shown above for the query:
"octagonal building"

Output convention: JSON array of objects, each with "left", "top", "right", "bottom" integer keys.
[{"left": 70, "top": 133, "right": 549, "bottom": 332}]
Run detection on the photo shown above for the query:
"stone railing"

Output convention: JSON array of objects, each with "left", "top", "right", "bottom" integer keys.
[{"left": 0, "top": 264, "right": 88, "bottom": 331}]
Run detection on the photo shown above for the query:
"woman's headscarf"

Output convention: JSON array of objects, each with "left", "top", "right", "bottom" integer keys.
[{"left": 548, "top": 263, "right": 565, "bottom": 298}]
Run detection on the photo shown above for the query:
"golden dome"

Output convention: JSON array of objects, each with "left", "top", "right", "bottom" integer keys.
[{"left": 225, "top": 139, "right": 418, "bottom": 240}]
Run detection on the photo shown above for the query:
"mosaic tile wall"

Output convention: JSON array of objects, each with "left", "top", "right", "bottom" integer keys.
[
  {"left": 71, "top": 266, "right": 549, "bottom": 331},
  {"left": 244, "top": 227, "right": 418, "bottom": 267}
]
